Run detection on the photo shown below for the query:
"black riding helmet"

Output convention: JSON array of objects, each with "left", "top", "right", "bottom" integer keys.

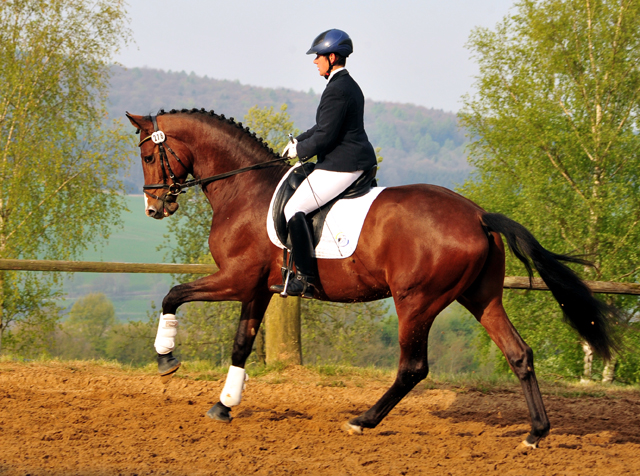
[{"left": 307, "top": 29, "right": 353, "bottom": 79}]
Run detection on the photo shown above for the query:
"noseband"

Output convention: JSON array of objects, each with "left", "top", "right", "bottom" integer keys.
[
  {"left": 138, "top": 115, "right": 289, "bottom": 206},
  {"left": 139, "top": 116, "right": 188, "bottom": 201}
]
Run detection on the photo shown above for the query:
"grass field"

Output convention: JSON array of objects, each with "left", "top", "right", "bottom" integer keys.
[
  {"left": 61, "top": 195, "right": 182, "bottom": 321},
  {"left": 80, "top": 195, "right": 173, "bottom": 263}
]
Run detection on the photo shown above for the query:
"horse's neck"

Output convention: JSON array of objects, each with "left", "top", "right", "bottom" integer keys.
[{"left": 190, "top": 123, "right": 287, "bottom": 215}]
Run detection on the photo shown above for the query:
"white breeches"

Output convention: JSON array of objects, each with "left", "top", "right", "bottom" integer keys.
[{"left": 284, "top": 169, "right": 364, "bottom": 221}]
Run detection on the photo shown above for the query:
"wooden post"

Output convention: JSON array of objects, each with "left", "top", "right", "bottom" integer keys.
[{"left": 264, "top": 295, "right": 302, "bottom": 365}]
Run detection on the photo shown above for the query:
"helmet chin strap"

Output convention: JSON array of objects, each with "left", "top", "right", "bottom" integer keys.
[{"left": 324, "top": 54, "right": 334, "bottom": 80}]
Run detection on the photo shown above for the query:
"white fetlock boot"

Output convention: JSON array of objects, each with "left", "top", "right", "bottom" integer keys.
[
  {"left": 206, "top": 366, "right": 248, "bottom": 422},
  {"left": 154, "top": 313, "right": 181, "bottom": 382}
]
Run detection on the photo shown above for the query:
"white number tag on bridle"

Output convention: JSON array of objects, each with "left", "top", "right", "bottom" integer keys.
[{"left": 151, "top": 131, "right": 166, "bottom": 144}]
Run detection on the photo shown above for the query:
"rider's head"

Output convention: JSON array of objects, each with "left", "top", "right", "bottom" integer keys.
[{"left": 306, "top": 29, "right": 352, "bottom": 79}]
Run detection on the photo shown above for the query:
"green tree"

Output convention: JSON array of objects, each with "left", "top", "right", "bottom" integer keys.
[
  {"left": 428, "top": 304, "right": 489, "bottom": 375},
  {"left": 459, "top": 0, "right": 640, "bottom": 382},
  {"left": 302, "top": 299, "right": 396, "bottom": 367},
  {"left": 104, "top": 318, "right": 157, "bottom": 366},
  {"left": 57, "top": 293, "right": 116, "bottom": 359},
  {"left": 172, "top": 300, "right": 241, "bottom": 365},
  {"left": 0, "top": 0, "right": 132, "bottom": 352},
  {"left": 244, "top": 104, "right": 301, "bottom": 155},
  {"left": 100, "top": 302, "right": 160, "bottom": 366}
]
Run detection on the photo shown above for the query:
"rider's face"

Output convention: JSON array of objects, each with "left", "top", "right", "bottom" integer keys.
[{"left": 314, "top": 54, "right": 334, "bottom": 77}]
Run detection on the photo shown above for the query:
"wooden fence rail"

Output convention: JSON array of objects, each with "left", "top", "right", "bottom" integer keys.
[
  {"left": 0, "top": 259, "right": 638, "bottom": 295},
  {"left": 0, "top": 259, "right": 219, "bottom": 275},
  {"left": 503, "top": 276, "right": 640, "bottom": 296}
]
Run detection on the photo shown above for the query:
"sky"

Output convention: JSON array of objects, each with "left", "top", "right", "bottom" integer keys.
[{"left": 114, "top": 0, "right": 515, "bottom": 113}]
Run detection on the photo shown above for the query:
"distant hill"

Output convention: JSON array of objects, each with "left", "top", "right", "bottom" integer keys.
[{"left": 109, "top": 66, "right": 470, "bottom": 191}]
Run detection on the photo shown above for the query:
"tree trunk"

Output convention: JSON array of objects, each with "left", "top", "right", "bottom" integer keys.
[
  {"left": 0, "top": 271, "right": 4, "bottom": 354},
  {"left": 254, "top": 326, "right": 266, "bottom": 365},
  {"left": 580, "top": 341, "right": 594, "bottom": 384},
  {"left": 602, "top": 354, "right": 617, "bottom": 383},
  {"left": 264, "top": 295, "right": 302, "bottom": 365}
]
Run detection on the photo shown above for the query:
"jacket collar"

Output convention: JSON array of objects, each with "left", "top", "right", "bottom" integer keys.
[{"left": 328, "top": 68, "right": 348, "bottom": 83}]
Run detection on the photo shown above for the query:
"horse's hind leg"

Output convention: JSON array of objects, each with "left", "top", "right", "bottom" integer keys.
[
  {"left": 460, "top": 296, "right": 549, "bottom": 447},
  {"left": 343, "top": 296, "right": 445, "bottom": 434},
  {"left": 206, "top": 289, "right": 272, "bottom": 423},
  {"left": 458, "top": 236, "right": 550, "bottom": 447}
]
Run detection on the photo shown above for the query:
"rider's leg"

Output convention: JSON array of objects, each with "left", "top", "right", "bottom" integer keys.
[
  {"left": 270, "top": 210, "right": 317, "bottom": 297},
  {"left": 283, "top": 169, "right": 364, "bottom": 220},
  {"left": 271, "top": 169, "right": 363, "bottom": 297}
]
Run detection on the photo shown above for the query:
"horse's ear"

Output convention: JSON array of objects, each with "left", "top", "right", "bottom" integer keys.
[{"left": 125, "top": 112, "right": 148, "bottom": 132}]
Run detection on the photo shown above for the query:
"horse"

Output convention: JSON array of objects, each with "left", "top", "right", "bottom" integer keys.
[{"left": 126, "top": 108, "right": 615, "bottom": 448}]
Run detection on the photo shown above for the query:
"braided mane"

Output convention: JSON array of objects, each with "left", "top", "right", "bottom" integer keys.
[{"left": 146, "top": 107, "right": 281, "bottom": 158}]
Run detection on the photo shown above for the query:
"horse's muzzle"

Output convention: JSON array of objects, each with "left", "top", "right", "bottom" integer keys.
[{"left": 145, "top": 198, "right": 179, "bottom": 219}]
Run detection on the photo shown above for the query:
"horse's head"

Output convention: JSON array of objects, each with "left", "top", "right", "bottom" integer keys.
[{"left": 126, "top": 113, "right": 193, "bottom": 219}]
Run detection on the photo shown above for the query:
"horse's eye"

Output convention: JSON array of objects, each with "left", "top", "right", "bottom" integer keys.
[{"left": 143, "top": 155, "right": 154, "bottom": 164}]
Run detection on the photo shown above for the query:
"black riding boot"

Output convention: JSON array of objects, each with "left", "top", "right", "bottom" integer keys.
[{"left": 270, "top": 212, "right": 316, "bottom": 298}]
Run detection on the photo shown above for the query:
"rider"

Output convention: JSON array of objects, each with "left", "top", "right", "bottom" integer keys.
[{"left": 270, "top": 29, "right": 378, "bottom": 297}]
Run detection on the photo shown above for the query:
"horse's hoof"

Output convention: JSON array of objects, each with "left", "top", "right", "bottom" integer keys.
[
  {"left": 206, "top": 402, "right": 232, "bottom": 422},
  {"left": 520, "top": 435, "right": 540, "bottom": 449},
  {"left": 157, "top": 352, "right": 181, "bottom": 384},
  {"left": 342, "top": 421, "right": 363, "bottom": 435}
]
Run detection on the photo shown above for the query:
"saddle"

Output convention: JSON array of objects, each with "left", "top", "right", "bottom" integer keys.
[{"left": 272, "top": 163, "right": 378, "bottom": 249}]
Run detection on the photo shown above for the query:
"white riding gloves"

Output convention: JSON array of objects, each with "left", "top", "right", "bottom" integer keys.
[{"left": 281, "top": 139, "right": 298, "bottom": 159}]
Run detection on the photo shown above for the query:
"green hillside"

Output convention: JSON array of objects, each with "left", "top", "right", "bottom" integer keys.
[
  {"left": 109, "top": 66, "right": 470, "bottom": 192},
  {"left": 80, "top": 195, "right": 172, "bottom": 263},
  {"left": 62, "top": 195, "right": 179, "bottom": 322}
]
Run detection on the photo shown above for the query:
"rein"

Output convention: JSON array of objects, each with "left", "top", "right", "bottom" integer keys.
[{"left": 139, "top": 115, "right": 288, "bottom": 201}]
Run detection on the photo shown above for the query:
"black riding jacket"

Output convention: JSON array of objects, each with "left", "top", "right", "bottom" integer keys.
[{"left": 296, "top": 69, "right": 377, "bottom": 172}]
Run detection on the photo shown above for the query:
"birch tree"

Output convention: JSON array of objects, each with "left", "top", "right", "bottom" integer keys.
[
  {"left": 0, "top": 0, "right": 132, "bottom": 353},
  {"left": 459, "top": 0, "right": 640, "bottom": 382}
]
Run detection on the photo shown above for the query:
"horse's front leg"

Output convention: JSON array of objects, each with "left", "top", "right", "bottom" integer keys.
[
  {"left": 154, "top": 270, "right": 265, "bottom": 382},
  {"left": 205, "top": 289, "right": 273, "bottom": 422}
]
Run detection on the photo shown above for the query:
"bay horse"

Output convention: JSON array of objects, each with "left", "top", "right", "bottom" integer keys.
[{"left": 126, "top": 108, "right": 614, "bottom": 448}]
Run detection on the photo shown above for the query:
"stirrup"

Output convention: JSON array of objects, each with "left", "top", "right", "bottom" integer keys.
[{"left": 270, "top": 272, "right": 316, "bottom": 298}]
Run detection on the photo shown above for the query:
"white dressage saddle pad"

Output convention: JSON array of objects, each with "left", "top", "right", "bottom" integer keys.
[{"left": 266, "top": 165, "right": 386, "bottom": 259}]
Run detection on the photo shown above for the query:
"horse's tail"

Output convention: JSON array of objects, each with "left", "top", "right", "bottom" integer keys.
[{"left": 481, "top": 212, "right": 616, "bottom": 360}]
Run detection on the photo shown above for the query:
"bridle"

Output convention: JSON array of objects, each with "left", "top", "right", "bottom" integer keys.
[
  {"left": 139, "top": 116, "right": 188, "bottom": 200},
  {"left": 138, "top": 115, "right": 289, "bottom": 206}
]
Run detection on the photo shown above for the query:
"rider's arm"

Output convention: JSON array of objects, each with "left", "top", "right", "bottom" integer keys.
[
  {"left": 295, "top": 87, "right": 348, "bottom": 160},
  {"left": 296, "top": 125, "right": 317, "bottom": 142}
]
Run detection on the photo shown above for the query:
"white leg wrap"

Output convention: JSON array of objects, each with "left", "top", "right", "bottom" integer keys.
[
  {"left": 154, "top": 313, "right": 178, "bottom": 355},
  {"left": 220, "top": 365, "right": 248, "bottom": 407}
]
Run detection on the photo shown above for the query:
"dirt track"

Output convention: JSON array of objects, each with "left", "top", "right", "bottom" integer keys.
[{"left": 1, "top": 361, "right": 639, "bottom": 475}]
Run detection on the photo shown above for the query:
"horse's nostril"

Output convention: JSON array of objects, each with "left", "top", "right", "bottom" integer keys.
[{"left": 146, "top": 208, "right": 156, "bottom": 217}]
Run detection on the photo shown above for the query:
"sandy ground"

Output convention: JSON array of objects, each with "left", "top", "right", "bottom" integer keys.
[{"left": 0, "top": 361, "right": 639, "bottom": 475}]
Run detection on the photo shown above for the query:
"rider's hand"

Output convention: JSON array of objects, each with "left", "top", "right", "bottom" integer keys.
[{"left": 281, "top": 139, "right": 298, "bottom": 159}]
